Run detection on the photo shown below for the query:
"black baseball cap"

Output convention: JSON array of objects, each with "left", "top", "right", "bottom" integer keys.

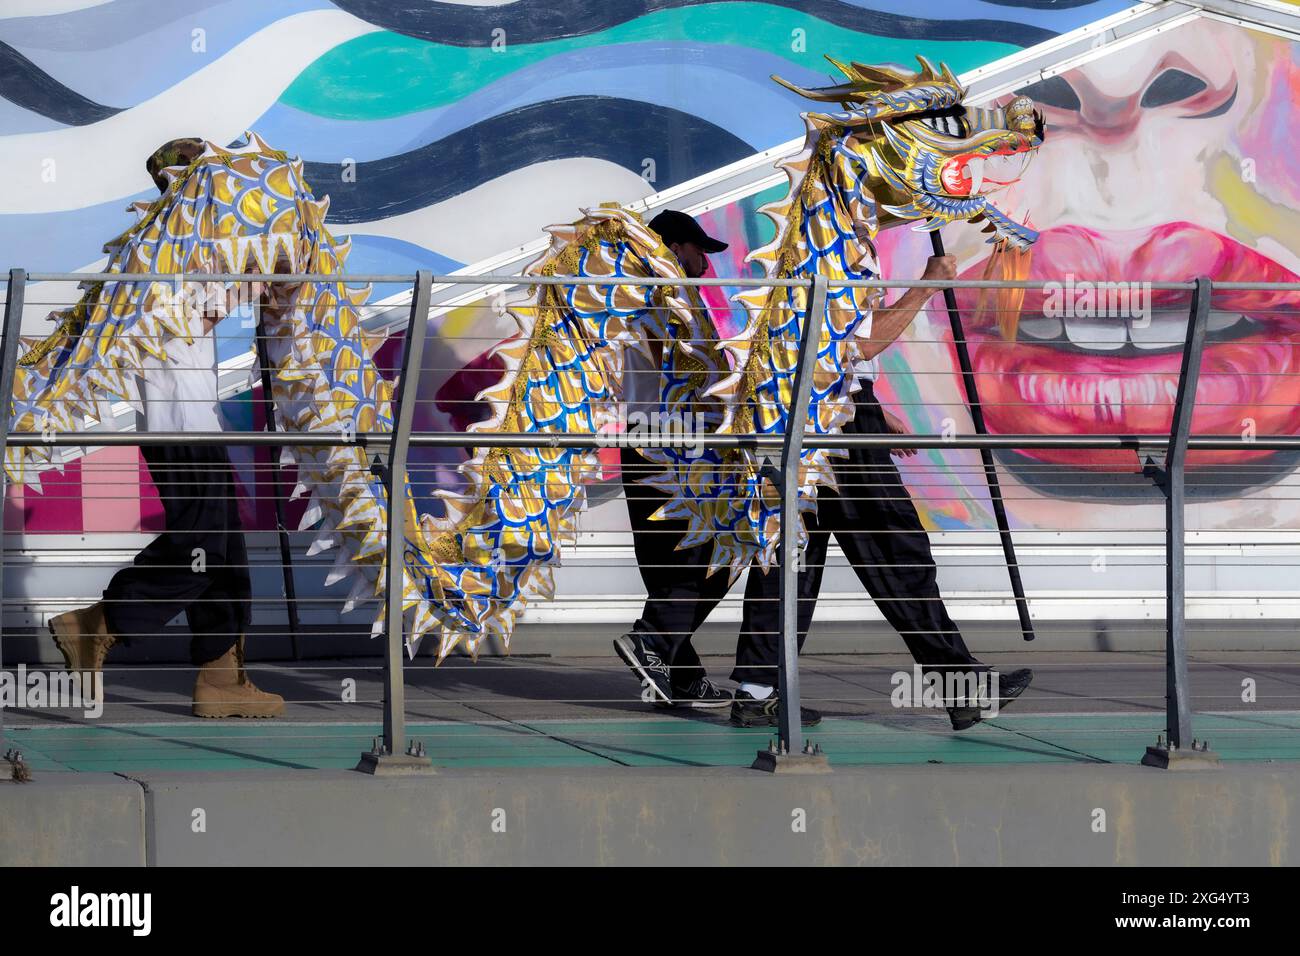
[{"left": 648, "top": 209, "right": 729, "bottom": 254}]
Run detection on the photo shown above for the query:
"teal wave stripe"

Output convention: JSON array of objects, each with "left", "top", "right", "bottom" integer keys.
[{"left": 281, "top": 2, "right": 1015, "bottom": 121}]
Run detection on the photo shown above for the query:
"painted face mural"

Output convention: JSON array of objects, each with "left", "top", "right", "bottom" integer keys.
[{"left": 874, "top": 16, "right": 1300, "bottom": 533}]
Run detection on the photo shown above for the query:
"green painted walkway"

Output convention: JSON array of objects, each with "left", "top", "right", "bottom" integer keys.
[{"left": 7, "top": 712, "right": 1300, "bottom": 773}]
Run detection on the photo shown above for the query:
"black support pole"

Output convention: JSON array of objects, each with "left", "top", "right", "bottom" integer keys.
[
  {"left": 1141, "top": 276, "right": 1219, "bottom": 769},
  {"left": 930, "top": 230, "right": 1035, "bottom": 641},
  {"left": 0, "top": 269, "right": 25, "bottom": 751},
  {"left": 255, "top": 313, "right": 301, "bottom": 660}
]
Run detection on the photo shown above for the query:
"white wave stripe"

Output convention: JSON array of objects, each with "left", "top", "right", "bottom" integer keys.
[
  {"left": 0, "top": 9, "right": 380, "bottom": 214},
  {"left": 328, "top": 158, "right": 656, "bottom": 267},
  {"left": 0, "top": 0, "right": 113, "bottom": 19}
]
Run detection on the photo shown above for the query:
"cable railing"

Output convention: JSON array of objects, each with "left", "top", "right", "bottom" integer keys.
[{"left": 1, "top": 268, "right": 1298, "bottom": 776}]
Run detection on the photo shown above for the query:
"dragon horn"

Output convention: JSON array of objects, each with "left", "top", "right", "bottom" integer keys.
[
  {"left": 849, "top": 61, "right": 908, "bottom": 84},
  {"left": 771, "top": 72, "right": 863, "bottom": 103},
  {"left": 915, "top": 54, "right": 939, "bottom": 81},
  {"left": 825, "top": 55, "right": 855, "bottom": 79}
]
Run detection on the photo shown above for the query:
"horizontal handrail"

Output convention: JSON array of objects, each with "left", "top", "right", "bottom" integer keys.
[
  {"left": 8, "top": 431, "right": 1300, "bottom": 451},
  {"left": 21, "top": 272, "right": 1297, "bottom": 291}
]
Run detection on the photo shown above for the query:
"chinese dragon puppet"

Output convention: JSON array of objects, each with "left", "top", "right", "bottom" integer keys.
[{"left": 6, "top": 57, "right": 1044, "bottom": 660}]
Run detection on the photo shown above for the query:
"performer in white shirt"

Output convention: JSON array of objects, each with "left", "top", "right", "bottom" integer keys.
[{"left": 48, "top": 139, "right": 284, "bottom": 718}]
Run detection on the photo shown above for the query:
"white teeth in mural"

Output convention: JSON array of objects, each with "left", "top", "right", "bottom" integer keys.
[
  {"left": 965, "top": 157, "right": 986, "bottom": 196},
  {"left": 1128, "top": 312, "right": 1188, "bottom": 350},
  {"left": 1031, "top": 312, "right": 1255, "bottom": 351},
  {"left": 1018, "top": 316, "right": 1063, "bottom": 339},
  {"left": 1063, "top": 314, "right": 1126, "bottom": 350},
  {"left": 1018, "top": 374, "right": 1175, "bottom": 417}
]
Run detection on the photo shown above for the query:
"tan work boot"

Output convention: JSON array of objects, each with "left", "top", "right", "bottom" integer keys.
[
  {"left": 192, "top": 637, "right": 285, "bottom": 718},
  {"left": 48, "top": 602, "right": 116, "bottom": 685}
]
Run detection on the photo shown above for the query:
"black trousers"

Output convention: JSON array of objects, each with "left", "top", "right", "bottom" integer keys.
[
  {"left": 621, "top": 446, "right": 732, "bottom": 689},
  {"left": 103, "top": 444, "right": 251, "bottom": 666},
  {"left": 730, "top": 382, "right": 982, "bottom": 685}
]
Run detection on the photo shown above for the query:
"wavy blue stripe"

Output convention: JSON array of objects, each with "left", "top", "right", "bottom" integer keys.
[
  {"left": 0, "top": 94, "right": 65, "bottom": 133},
  {"left": 334, "top": 234, "right": 464, "bottom": 301},
  {"left": 252, "top": 42, "right": 829, "bottom": 163},
  {"left": 0, "top": 194, "right": 149, "bottom": 280},
  {"left": 0, "top": 39, "right": 120, "bottom": 123},
  {"left": 836, "top": 0, "right": 1133, "bottom": 32},
  {"left": 330, "top": 0, "right": 1055, "bottom": 47},
  {"left": 0, "top": 0, "right": 329, "bottom": 109},
  {"left": 0, "top": 0, "right": 1133, "bottom": 121},
  {"left": 301, "top": 95, "right": 755, "bottom": 224}
]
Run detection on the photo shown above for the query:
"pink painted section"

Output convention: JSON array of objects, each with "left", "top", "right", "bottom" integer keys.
[
  {"left": 81, "top": 446, "right": 143, "bottom": 532},
  {"left": 3, "top": 483, "right": 24, "bottom": 534},
  {"left": 21, "top": 459, "right": 84, "bottom": 533}
]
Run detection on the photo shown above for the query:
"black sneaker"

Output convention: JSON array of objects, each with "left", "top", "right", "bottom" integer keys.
[
  {"left": 947, "top": 667, "right": 1034, "bottom": 731},
  {"left": 612, "top": 634, "right": 674, "bottom": 706},
  {"left": 994, "top": 667, "right": 1034, "bottom": 706},
  {"left": 673, "top": 677, "right": 733, "bottom": 710},
  {"left": 729, "top": 689, "right": 822, "bottom": 728}
]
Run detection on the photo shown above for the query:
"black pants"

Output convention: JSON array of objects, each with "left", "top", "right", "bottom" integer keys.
[
  {"left": 621, "top": 446, "right": 732, "bottom": 689},
  {"left": 103, "top": 444, "right": 251, "bottom": 666},
  {"left": 730, "top": 383, "right": 982, "bottom": 685}
]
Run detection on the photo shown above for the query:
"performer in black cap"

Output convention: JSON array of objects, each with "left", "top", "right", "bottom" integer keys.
[{"left": 611, "top": 209, "right": 737, "bottom": 710}]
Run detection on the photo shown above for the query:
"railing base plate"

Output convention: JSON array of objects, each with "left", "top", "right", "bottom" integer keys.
[
  {"left": 354, "top": 752, "right": 436, "bottom": 776},
  {"left": 751, "top": 750, "right": 832, "bottom": 774},
  {"left": 1140, "top": 745, "right": 1222, "bottom": 770}
]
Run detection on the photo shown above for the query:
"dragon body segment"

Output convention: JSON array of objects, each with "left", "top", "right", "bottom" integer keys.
[
  {"left": 418, "top": 206, "right": 737, "bottom": 655},
  {"left": 8, "top": 134, "right": 404, "bottom": 641}
]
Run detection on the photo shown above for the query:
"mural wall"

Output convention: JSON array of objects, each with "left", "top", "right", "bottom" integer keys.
[
  {"left": 0, "top": 0, "right": 1135, "bottom": 534},
  {"left": 429, "top": 15, "right": 1300, "bottom": 542},
  {"left": 882, "top": 15, "right": 1300, "bottom": 535}
]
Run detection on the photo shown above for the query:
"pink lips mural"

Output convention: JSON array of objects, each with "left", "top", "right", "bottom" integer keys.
[{"left": 957, "top": 222, "right": 1300, "bottom": 470}]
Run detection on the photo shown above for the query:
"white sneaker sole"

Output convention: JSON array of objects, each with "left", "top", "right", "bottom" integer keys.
[
  {"left": 681, "top": 695, "right": 734, "bottom": 710},
  {"left": 612, "top": 636, "right": 673, "bottom": 706}
]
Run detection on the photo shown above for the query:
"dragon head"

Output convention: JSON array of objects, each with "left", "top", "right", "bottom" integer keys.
[{"left": 775, "top": 55, "right": 1045, "bottom": 247}]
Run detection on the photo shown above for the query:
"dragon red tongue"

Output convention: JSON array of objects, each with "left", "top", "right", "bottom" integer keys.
[{"left": 950, "top": 222, "right": 1300, "bottom": 468}]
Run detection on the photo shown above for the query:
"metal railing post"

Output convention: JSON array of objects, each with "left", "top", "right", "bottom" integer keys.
[
  {"left": 254, "top": 310, "right": 301, "bottom": 660},
  {"left": 356, "top": 269, "right": 434, "bottom": 775},
  {"left": 1142, "top": 276, "right": 1220, "bottom": 769},
  {"left": 753, "top": 272, "right": 830, "bottom": 772},
  {"left": 0, "top": 269, "right": 23, "bottom": 752}
]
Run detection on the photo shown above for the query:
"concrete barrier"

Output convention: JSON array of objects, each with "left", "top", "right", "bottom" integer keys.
[
  {"left": 5, "top": 764, "right": 1292, "bottom": 866},
  {"left": 0, "top": 773, "right": 145, "bottom": 866}
]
